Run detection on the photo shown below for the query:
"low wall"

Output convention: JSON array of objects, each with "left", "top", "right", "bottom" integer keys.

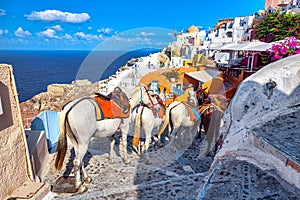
[
  {"left": 0, "top": 64, "right": 50, "bottom": 199},
  {"left": 0, "top": 64, "right": 34, "bottom": 198}
]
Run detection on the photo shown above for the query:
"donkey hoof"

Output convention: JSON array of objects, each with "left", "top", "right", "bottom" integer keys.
[
  {"left": 83, "top": 176, "right": 92, "bottom": 184},
  {"left": 157, "top": 141, "right": 163, "bottom": 147},
  {"left": 124, "top": 159, "right": 131, "bottom": 165},
  {"left": 109, "top": 158, "right": 115, "bottom": 164},
  {"left": 145, "top": 159, "right": 151, "bottom": 165},
  {"left": 78, "top": 185, "right": 88, "bottom": 193},
  {"left": 205, "top": 151, "right": 211, "bottom": 157}
]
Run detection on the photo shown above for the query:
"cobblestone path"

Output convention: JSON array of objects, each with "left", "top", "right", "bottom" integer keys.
[{"left": 43, "top": 125, "right": 299, "bottom": 200}]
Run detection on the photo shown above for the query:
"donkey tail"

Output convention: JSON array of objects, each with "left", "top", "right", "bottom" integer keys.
[
  {"left": 157, "top": 106, "right": 171, "bottom": 137},
  {"left": 54, "top": 110, "right": 68, "bottom": 171},
  {"left": 132, "top": 108, "right": 142, "bottom": 148}
]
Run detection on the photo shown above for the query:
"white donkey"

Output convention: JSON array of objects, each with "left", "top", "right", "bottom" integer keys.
[
  {"left": 54, "top": 86, "right": 159, "bottom": 193},
  {"left": 130, "top": 86, "right": 166, "bottom": 161},
  {"left": 157, "top": 88, "right": 200, "bottom": 145}
]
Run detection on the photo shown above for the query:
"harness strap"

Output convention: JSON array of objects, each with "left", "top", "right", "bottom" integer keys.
[
  {"left": 88, "top": 99, "right": 104, "bottom": 121},
  {"left": 211, "top": 102, "right": 225, "bottom": 114},
  {"left": 198, "top": 104, "right": 215, "bottom": 117},
  {"left": 139, "top": 85, "right": 159, "bottom": 109},
  {"left": 139, "top": 88, "right": 143, "bottom": 103}
]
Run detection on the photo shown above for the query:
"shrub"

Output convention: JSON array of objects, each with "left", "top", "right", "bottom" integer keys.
[
  {"left": 252, "top": 11, "right": 300, "bottom": 42},
  {"left": 264, "top": 36, "right": 300, "bottom": 63}
]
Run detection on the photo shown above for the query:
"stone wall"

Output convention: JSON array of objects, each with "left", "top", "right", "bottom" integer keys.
[
  {"left": 0, "top": 64, "right": 33, "bottom": 199},
  {"left": 217, "top": 54, "right": 300, "bottom": 187}
]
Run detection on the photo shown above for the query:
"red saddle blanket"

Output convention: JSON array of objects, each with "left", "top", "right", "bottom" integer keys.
[{"left": 93, "top": 96, "right": 130, "bottom": 119}]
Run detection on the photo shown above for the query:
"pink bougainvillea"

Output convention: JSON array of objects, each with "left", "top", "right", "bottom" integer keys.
[{"left": 265, "top": 36, "right": 300, "bottom": 62}]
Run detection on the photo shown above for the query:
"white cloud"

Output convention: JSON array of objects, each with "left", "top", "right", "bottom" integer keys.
[
  {"left": 0, "top": 29, "right": 8, "bottom": 36},
  {"left": 15, "top": 27, "right": 32, "bottom": 37},
  {"left": 37, "top": 29, "right": 59, "bottom": 39},
  {"left": 49, "top": 25, "right": 63, "bottom": 31},
  {"left": 97, "top": 28, "right": 114, "bottom": 34},
  {"left": 0, "top": 9, "right": 5, "bottom": 17},
  {"left": 25, "top": 10, "right": 90, "bottom": 23},
  {"left": 112, "top": 35, "right": 152, "bottom": 44},
  {"left": 74, "top": 32, "right": 102, "bottom": 41},
  {"left": 64, "top": 34, "right": 72, "bottom": 39},
  {"left": 140, "top": 32, "right": 155, "bottom": 37}
]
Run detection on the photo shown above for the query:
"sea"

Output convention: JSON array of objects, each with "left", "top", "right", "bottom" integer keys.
[{"left": 0, "top": 48, "right": 159, "bottom": 102}]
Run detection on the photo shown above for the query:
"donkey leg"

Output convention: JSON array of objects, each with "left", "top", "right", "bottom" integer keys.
[
  {"left": 73, "top": 145, "right": 89, "bottom": 193},
  {"left": 121, "top": 130, "right": 131, "bottom": 164},
  {"left": 109, "top": 135, "right": 116, "bottom": 164},
  {"left": 213, "top": 114, "right": 222, "bottom": 155},
  {"left": 205, "top": 124, "right": 215, "bottom": 156},
  {"left": 82, "top": 165, "right": 92, "bottom": 184},
  {"left": 143, "top": 132, "right": 152, "bottom": 164},
  {"left": 198, "top": 120, "right": 203, "bottom": 139}
]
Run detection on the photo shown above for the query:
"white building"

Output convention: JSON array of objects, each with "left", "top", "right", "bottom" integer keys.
[
  {"left": 207, "top": 15, "right": 255, "bottom": 49},
  {"left": 98, "top": 52, "right": 169, "bottom": 94},
  {"left": 168, "top": 25, "right": 208, "bottom": 67}
]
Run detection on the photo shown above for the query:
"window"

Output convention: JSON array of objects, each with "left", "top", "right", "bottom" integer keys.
[
  {"left": 240, "top": 19, "right": 246, "bottom": 26},
  {"left": 226, "top": 31, "right": 233, "bottom": 38}
]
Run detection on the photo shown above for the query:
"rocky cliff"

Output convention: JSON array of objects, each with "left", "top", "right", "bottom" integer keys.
[{"left": 20, "top": 79, "right": 99, "bottom": 129}]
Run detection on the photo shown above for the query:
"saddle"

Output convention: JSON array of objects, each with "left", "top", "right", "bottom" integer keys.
[
  {"left": 183, "top": 103, "right": 200, "bottom": 122},
  {"left": 92, "top": 93, "right": 130, "bottom": 120},
  {"left": 132, "top": 103, "right": 165, "bottom": 119},
  {"left": 152, "top": 106, "right": 165, "bottom": 119}
]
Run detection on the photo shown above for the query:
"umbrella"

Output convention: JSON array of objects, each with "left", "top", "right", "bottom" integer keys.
[{"left": 185, "top": 69, "right": 222, "bottom": 83}]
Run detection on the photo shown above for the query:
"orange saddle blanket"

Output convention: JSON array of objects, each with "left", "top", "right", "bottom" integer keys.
[
  {"left": 93, "top": 96, "right": 130, "bottom": 120},
  {"left": 183, "top": 103, "right": 200, "bottom": 122}
]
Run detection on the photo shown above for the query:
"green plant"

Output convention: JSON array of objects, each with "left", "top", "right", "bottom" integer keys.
[
  {"left": 252, "top": 11, "right": 300, "bottom": 42},
  {"left": 162, "top": 70, "right": 179, "bottom": 81}
]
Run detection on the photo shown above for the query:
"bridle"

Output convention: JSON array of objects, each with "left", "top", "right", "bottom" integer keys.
[{"left": 140, "top": 85, "right": 160, "bottom": 109}]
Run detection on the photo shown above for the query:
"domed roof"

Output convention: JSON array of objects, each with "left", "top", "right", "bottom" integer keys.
[{"left": 187, "top": 25, "right": 199, "bottom": 33}]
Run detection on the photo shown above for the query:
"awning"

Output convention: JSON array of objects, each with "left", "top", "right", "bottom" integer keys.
[
  {"left": 218, "top": 43, "right": 239, "bottom": 50},
  {"left": 185, "top": 69, "right": 222, "bottom": 83},
  {"left": 244, "top": 42, "right": 273, "bottom": 51},
  {"left": 217, "top": 41, "right": 272, "bottom": 51}
]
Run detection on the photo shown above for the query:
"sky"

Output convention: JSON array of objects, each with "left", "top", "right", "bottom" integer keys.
[{"left": 0, "top": 0, "right": 265, "bottom": 50}]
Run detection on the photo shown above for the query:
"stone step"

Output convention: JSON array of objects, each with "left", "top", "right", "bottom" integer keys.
[{"left": 251, "top": 131, "right": 300, "bottom": 173}]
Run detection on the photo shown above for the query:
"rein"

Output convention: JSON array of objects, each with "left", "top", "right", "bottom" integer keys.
[
  {"left": 140, "top": 85, "right": 159, "bottom": 109},
  {"left": 198, "top": 102, "right": 224, "bottom": 118},
  {"left": 198, "top": 104, "right": 215, "bottom": 117}
]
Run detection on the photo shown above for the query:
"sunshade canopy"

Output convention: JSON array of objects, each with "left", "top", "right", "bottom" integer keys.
[{"left": 185, "top": 69, "right": 222, "bottom": 83}]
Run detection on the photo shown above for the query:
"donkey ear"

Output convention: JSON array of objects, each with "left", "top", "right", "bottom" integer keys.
[{"left": 114, "top": 87, "right": 122, "bottom": 93}]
